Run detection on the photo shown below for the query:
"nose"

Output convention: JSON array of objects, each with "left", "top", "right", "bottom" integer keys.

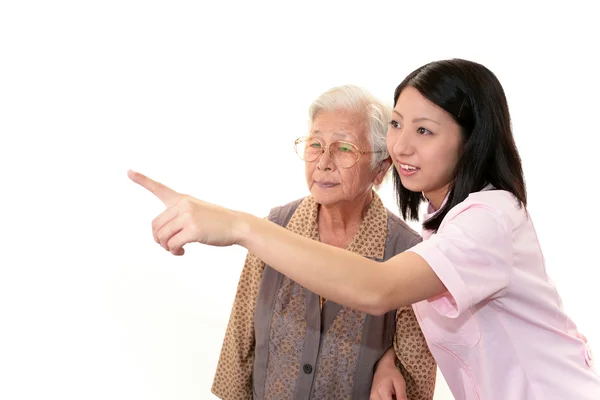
[
  {"left": 317, "top": 146, "right": 335, "bottom": 171},
  {"left": 387, "top": 127, "right": 414, "bottom": 158}
]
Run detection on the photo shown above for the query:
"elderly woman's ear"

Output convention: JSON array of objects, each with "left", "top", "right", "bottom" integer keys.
[{"left": 373, "top": 157, "right": 393, "bottom": 186}]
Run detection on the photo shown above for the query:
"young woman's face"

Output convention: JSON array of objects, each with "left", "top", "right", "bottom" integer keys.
[{"left": 386, "top": 86, "right": 464, "bottom": 209}]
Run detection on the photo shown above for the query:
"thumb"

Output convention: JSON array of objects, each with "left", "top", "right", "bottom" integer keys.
[{"left": 127, "top": 170, "right": 181, "bottom": 207}]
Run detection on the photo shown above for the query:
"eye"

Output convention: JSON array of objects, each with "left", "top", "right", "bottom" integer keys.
[
  {"left": 337, "top": 143, "right": 355, "bottom": 153},
  {"left": 389, "top": 120, "right": 401, "bottom": 129},
  {"left": 308, "top": 139, "right": 322, "bottom": 148},
  {"left": 417, "top": 127, "right": 433, "bottom": 135}
]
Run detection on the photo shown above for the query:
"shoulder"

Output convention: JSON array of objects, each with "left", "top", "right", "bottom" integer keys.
[
  {"left": 431, "top": 190, "right": 525, "bottom": 245},
  {"left": 465, "top": 189, "right": 522, "bottom": 214},
  {"left": 267, "top": 197, "right": 307, "bottom": 226},
  {"left": 386, "top": 208, "right": 422, "bottom": 246},
  {"left": 444, "top": 189, "right": 524, "bottom": 230}
]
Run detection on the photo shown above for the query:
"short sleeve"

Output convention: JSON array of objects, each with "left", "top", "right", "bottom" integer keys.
[{"left": 409, "top": 204, "right": 513, "bottom": 318}]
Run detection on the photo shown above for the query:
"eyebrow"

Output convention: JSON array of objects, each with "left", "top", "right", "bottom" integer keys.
[
  {"left": 392, "top": 110, "right": 441, "bottom": 125},
  {"left": 310, "top": 130, "right": 358, "bottom": 141}
]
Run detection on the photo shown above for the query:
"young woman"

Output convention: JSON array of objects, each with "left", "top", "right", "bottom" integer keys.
[{"left": 128, "top": 58, "right": 600, "bottom": 399}]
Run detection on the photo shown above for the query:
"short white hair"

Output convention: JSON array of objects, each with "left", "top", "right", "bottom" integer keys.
[{"left": 308, "top": 85, "right": 391, "bottom": 169}]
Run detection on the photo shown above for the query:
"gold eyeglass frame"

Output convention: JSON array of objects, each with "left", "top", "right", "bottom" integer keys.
[{"left": 294, "top": 136, "right": 383, "bottom": 169}]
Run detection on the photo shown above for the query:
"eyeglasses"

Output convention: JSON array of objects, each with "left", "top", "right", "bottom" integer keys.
[{"left": 294, "top": 136, "right": 382, "bottom": 169}]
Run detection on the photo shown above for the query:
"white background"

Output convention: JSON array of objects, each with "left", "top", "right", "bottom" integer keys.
[{"left": 1, "top": 1, "right": 598, "bottom": 399}]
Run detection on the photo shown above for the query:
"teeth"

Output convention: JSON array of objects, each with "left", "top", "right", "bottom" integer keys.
[{"left": 400, "top": 164, "right": 418, "bottom": 170}]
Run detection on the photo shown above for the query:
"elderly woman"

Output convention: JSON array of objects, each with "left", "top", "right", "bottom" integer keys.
[{"left": 206, "top": 85, "right": 436, "bottom": 400}]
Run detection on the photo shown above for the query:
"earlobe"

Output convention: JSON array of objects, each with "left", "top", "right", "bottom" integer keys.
[{"left": 374, "top": 157, "right": 393, "bottom": 185}]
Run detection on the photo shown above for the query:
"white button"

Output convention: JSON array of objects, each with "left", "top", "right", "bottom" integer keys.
[{"left": 585, "top": 346, "right": 594, "bottom": 367}]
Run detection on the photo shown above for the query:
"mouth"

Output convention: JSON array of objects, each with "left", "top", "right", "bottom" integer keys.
[
  {"left": 315, "top": 181, "right": 339, "bottom": 188},
  {"left": 397, "top": 162, "right": 420, "bottom": 176}
]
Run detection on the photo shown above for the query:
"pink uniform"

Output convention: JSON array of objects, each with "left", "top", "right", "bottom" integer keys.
[{"left": 410, "top": 188, "right": 600, "bottom": 399}]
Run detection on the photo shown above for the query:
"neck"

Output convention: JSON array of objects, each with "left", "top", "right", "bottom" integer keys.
[
  {"left": 424, "top": 185, "right": 449, "bottom": 211},
  {"left": 317, "top": 190, "right": 373, "bottom": 245}
]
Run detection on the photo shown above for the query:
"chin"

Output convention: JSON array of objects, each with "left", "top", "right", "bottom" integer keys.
[
  {"left": 398, "top": 176, "right": 425, "bottom": 193},
  {"left": 310, "top": 189, "right": 342, "bottom": 206},
  {"left": 311, "top": 195, "right": 341, "bottom": 206}
]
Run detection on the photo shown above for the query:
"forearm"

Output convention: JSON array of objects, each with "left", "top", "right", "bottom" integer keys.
[{"left": 237, "top": 212, "right": 400, "bottom": 315}]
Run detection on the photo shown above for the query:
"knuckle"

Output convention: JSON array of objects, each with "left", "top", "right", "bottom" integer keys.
[
  {"left": 179, "top": 195, "right": 193, "bottom": 208},
  {"left": 182, "top": 215, "right": 194, "bottom": 230},
  {"left": 157, "top": 230, "right": 168, "bottom": 244},
  {"left": 184, "top": 216, "right": 198, "bottom": 231},
  {"left": 166, "top": 237, "right": 175, "bottom": 250}
]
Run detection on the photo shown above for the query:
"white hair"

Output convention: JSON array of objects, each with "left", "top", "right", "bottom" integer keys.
[{"left": 308, "top": 85, "right": 391, "bottom": 170}]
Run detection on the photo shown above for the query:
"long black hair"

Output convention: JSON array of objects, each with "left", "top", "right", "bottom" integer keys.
[{"left": 392, "top": 59, "right": 526, "bottom": 232}]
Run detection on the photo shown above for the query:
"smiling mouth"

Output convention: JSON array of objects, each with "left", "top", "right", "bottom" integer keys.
[
  {"left": 397, "top": 163, "right": 420, "bottom": 177},
  {"left": 399, "top": 163, "right": 419, "bottom": 171}
]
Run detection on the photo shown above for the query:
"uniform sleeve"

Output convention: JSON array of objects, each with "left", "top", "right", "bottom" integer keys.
[
  {"left": 394, "top": 306, "right": 437, "bottom": 400},
  {"left": 211, "top": 251, "right": 266, "bottom": 400},
  {"left": 409, "top": 204, "right": 513, "bottom": 318}
]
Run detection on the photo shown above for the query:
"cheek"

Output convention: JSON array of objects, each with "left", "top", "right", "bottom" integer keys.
[
  {"left": 443, "top": 139, "right": 462, "bottom": 174},
  {"left": 427, "top": 146, "right": 460, "bottom": 179},
  {"left": 343, "top": 166, "right": 372, "bottom": 192},
  {"left": 305, "top": 163, "right": 314, "bottom": 181}
]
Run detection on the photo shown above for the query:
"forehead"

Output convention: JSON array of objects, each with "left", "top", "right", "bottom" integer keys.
[
  {"left": 310, "top": 109, "right": 367, "bottom": 142},
  {"left": 393, "top": 86, "right": 451, "bottom": 122}
]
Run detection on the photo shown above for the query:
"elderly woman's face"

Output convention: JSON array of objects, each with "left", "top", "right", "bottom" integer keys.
[{"left": 306, "top": 109, "right": 387, "bottom": 206}]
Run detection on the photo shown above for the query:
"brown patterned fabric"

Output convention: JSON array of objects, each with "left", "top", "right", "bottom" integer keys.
[
  {"left": 263, "top": 279, "right": 307, "bottom": 399},
  {"left": 260, "top": 197, "right": 318, "bottom": 399},
  {"left": 310, "top": 308, "right": 367, "bottom": 399},
  {"left": 394, "top": 306, "right": 437, "bottom": 399},
  {"left": 212, "top": 193, "right": 436, "bottom": 400},
  {"left": 211, "top": 250, "right": 265, "bottom": 400}
]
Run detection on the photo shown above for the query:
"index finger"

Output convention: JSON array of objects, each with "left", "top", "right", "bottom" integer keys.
[{"left": 127, "top": 169, "right": 180, "bottom": 206}]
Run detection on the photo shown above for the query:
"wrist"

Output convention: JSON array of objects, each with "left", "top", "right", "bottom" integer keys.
[
  {"left": 233, "top": 210, "right": 254, "bottom": 247},
  {"left": 376, "top": 347, "right": 398, "bottom": 369}
]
